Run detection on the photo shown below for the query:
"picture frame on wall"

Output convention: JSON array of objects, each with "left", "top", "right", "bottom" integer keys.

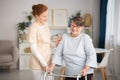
[
  {"left": 52, "top": 9, "right": 68, "bottom": 29},
  {"left": 47, "top": 9, "right": 52, "bottom": 27}
]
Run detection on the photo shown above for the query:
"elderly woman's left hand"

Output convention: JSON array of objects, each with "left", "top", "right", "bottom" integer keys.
[{"left": 80, "top": 65, "right": 90, "bottom": 76}]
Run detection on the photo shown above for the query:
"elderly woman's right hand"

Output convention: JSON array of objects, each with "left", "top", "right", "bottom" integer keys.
[{"left": 80, "top": 65, "right": 90, "bottom": 76}]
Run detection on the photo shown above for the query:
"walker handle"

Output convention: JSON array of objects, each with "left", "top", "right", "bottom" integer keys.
[{"left": 43, "top": 71, "right": 87, "bottom": 80}]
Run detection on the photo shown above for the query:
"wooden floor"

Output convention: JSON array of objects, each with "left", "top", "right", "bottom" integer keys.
[{"left": 0, "top": 68, "right": 118, "bottom": 80}]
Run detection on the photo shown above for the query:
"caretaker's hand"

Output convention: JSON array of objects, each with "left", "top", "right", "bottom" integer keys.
[
  {"left": 43, "top": 66, "right": 49, "bottom": 71},
  {"left": 48, "top": 64, "right": 55, "bottom": 71}
]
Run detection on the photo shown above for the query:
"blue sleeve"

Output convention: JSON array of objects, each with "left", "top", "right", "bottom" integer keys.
[
  {"left": 84, "top": 35, "right": 97, "bottom": 68},
  {"left": 52, "top": 35, "right": 64, "bottom": 66}
]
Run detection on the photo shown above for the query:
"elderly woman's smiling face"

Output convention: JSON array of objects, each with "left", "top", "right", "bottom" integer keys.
[{"left": 70, "top": 21, "right": 84, "bottom": 37}]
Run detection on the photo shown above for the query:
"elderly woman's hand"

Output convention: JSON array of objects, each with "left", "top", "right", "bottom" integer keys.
[{"left": 80, "top": 65, "right": 90, "bottom": 76}]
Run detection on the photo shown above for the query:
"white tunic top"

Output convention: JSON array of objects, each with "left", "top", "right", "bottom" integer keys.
[
  {"left": 27, "top": 22, "right": 52, "bottom": 70},
  {"left": 52, "top": 33, "right": 97, "bottom": 75}
]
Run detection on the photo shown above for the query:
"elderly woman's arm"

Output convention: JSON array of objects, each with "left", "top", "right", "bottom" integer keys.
[
  {"left": 49, "top": 35, "right": 64, "bottom": 71},
  {"left": 81, "top": 35, "right": 97, "bottom": 76},
  {"left": 84, "top": 35, "right": 97, "bottom": 68}
]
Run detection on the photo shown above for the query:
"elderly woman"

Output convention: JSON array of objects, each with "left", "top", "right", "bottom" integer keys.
[{"left": 49, "top": 16, "right": 97, "bottom": 80}]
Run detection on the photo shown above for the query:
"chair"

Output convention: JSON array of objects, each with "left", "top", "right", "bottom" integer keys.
[
  {"left": 94, "top": 49, "right": 112, "bottom": 80},
  {"left": 0, "top": 40, "right": 19, "bottom": 72},
  {"left": 59, "top": 67, "right": 65, "bottom": 80}
]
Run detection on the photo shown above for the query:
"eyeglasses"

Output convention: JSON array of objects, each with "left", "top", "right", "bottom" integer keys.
[{"left": 70, "top": 24, "right": 80, "bottom": 28}]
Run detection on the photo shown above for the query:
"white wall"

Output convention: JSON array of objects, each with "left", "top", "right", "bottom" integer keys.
[
  {"left": 0, "top": 0, "right": 100, "bottom": 47},
  {"left": 91, "top": 0, "right": 100, "bottom": 47}
]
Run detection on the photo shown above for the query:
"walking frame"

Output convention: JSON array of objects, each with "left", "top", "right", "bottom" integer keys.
[{"left": 43, "top": 71, "right": 87, "bottom": 80}]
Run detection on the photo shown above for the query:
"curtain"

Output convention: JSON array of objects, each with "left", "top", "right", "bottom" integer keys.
[
  {"left": 105, "top": 0, "right": 120, "bottom": 79},
  {"left": 98, "top": 0, "right": 108, "bottom": 63},
  {"left": 98, "top": 0, "right": 108, "bottom": 48}
]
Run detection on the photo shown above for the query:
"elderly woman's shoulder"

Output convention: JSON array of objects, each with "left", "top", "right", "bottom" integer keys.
[
  {"left": 81, "top": 33, "right": 91, "bottom": 39},
  {"left": 62, "top": 33, "right": 71, "bottom": 37}
]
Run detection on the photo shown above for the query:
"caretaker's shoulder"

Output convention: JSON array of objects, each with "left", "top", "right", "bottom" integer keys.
[{"left": 29, "top": 22, "right": 38, "bottom": 30}]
